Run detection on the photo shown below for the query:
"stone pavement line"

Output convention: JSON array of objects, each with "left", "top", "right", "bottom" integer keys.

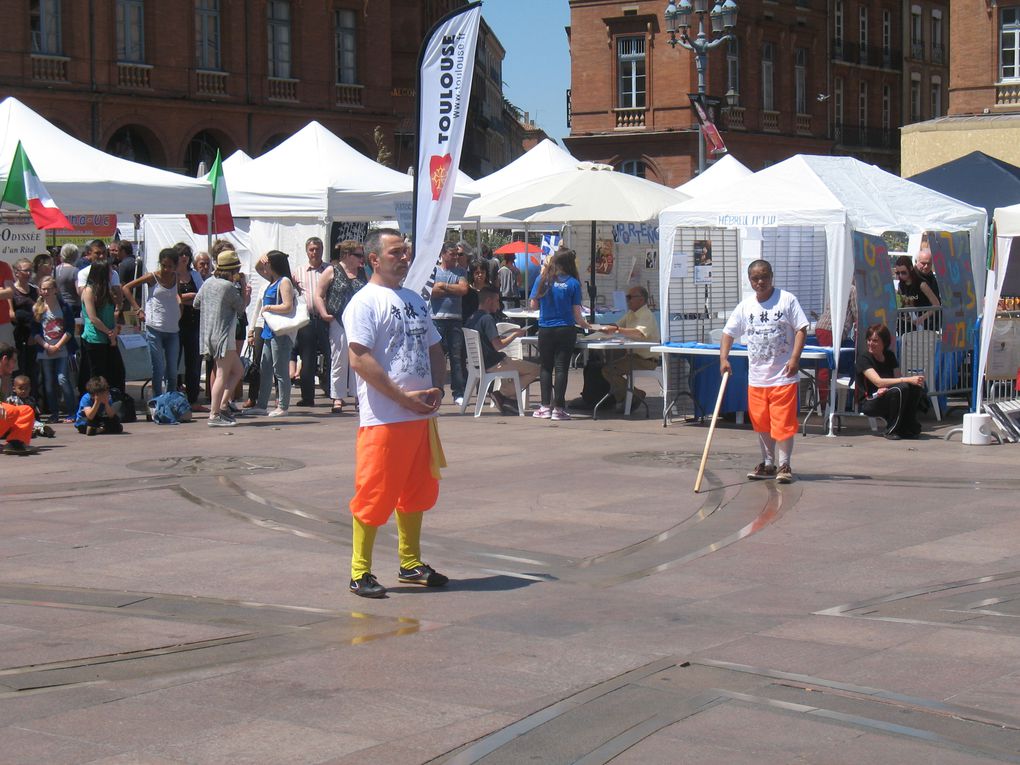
[
  {"left": 0, "top": 583, "right": 442, "bottom": 692},
  {"left": 816, "top": 570, "right": 1020, "bottom": 631},
  {"left": 431, "top": 659, "right": 1020, "bottom": 765}
]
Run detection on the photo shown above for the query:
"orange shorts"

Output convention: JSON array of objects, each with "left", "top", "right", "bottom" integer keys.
[
  {"left": 747, "top": 382, "right": 798, "bottom": 441},
  {"left": 350, "top": 419, "right": 439, "bottom": 526}
]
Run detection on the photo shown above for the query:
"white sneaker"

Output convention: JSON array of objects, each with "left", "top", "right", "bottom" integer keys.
[
  {"left": 551, "top": 408, "right": 571, "bottom": 421},
  {"left": 268, "top": 407, "right": 288, "bottom": 418},
  {"left": 244, "top": 406, "right": 268, "bottom": 416},
  {"left": 532, "top": 405, "right": 552, "bottom": 419},
  {"left": 453, "top": 396, "right": 464, "bottom": 407}
]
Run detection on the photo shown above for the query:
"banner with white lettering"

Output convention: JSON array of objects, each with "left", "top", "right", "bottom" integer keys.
[{"left": 404, "top": 1, "right": 482, "bottom": 299}]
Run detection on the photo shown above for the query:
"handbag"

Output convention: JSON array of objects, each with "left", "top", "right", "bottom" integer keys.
[
  {"left": 241, "top": 343, "right": 259, "bottom": 385},
  {"left": 324, "top": 264, "right": 352, "bottom": 319},
  {"left": 262, "top": 281, "right": 310, "bottom": 337}
]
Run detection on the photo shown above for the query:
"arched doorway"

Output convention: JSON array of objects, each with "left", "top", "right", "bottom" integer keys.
[{"left": 106, "top": 124, "right": 165, "bottom": 167}]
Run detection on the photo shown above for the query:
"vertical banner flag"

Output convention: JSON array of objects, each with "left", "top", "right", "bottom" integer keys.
[
  {"left": 187, "top": 150, "right": 234, "bottom": 235},
  {"left": 1, "top": 141, "right": 73, "bottom": 230},
  {"left": 688, "top": 94, "right": 727, "bottom": 157},
  {"left": 404, "top": 1, "right": 482, "bottom": 299}
]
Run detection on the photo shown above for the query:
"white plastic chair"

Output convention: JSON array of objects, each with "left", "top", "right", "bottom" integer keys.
[
  {"left": 899, "top": 330, "right": 942, "bottom": 421},
  {"left": 832, "top": 374, "right": 882, "bottom": 433},
  {"left": 461, "top": 327, "right": 526, "bottom": 417}
]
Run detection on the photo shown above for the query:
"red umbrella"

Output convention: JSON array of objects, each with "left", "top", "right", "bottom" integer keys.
[{"left": 494, "top": 241, "right": 542, "bottom": 255}]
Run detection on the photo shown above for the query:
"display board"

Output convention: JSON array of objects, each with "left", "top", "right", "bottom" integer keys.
[
  {"left": 762, "top": 226, "right": 826, "bottom": 322},
  {"left": 567, "top": 221, "right": 661, "bottom": 312}
]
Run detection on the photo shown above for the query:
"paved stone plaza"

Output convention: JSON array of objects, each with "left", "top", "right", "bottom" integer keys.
[{"left": 3, "top": 393, "right": 1020, "bottom": 764}]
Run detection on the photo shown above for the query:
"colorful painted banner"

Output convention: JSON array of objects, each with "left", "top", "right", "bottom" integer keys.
[
  {"left": 851, "top": 231, "right": 897, "bottom": 343},
  {"left": 927, "top": 230, "right": 978, "bottom": 350}
]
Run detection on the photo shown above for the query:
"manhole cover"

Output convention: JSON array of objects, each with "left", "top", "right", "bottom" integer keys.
[
  {"left": 607, "top": 450, "right": 747, "bottom": 468},
  {"left": 127, "top": 455, "right": 304, "bottom": 475}
]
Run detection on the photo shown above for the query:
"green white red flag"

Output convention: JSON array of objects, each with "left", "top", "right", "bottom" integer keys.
[
  {"left": 1, "top": 141, "right": 73, "bottom": 230},
  {"left": 187, "top": 150, "right": 234, "bottom": 234}
]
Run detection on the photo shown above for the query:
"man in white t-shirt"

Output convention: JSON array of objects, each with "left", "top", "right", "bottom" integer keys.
[
  {"left": 720, "top": 259, "right": 808, "bottom": 484},
  {"left": 341, "top": 228, "right": 449, "bottom": 599},
  {"left": 76, "top": 240, "right": 122, "bottom": 295}
]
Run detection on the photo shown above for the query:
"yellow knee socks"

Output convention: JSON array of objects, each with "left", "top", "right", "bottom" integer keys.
[
  {"left": 351, "top": 517, "right": 378, "bottom": 581},
  {"left": 396, "top": 510, "right": 423, "bottom": 570}
]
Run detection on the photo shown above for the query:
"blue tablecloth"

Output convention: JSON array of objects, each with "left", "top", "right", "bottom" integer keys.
[{"left": 660, "top": 343, "right": 849, "bottom": 417}]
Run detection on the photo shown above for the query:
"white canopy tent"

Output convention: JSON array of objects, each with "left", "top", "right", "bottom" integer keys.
[
  {"left": 658, "top": 155, "right": 988, "bottom": 428},
  {"left": 675, "top": 154, "right": 753, "bottom": 197},
  {"left": 0, "top": 97, "right": 212, "bottom": 214},
  {"left": 979, "top": 205, "right": 1020, "bottom": 410}
]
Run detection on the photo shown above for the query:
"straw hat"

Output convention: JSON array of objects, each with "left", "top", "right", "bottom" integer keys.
[{"left": 216, "top": 250, "right": 241, "bottom": 271}]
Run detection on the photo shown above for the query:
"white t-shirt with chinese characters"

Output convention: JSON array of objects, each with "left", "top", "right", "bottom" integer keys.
[
  {"left": 722, "top": 288, "right": 809, "bottom": 388},
  {"left": 76, "top": 264, "right": 121, "bottom": 289},
  {"left": 342, "top": 282, "right": 442, "bottom": 426}
]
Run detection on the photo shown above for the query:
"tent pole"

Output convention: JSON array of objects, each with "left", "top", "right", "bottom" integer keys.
[
  {"left": 589, "top": 220, "right": 597, "bottom": 319},
  {"left": 523, "top": 222, "right": 530, "bottom": 299}
]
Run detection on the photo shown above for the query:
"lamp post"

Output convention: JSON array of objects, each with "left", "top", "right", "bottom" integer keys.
[{"left": 664, "top": 0, "right": 739, "bottom": 174}]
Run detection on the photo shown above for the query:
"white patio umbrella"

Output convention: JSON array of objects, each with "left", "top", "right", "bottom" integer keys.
[{"left": 465, "top": 162, "right": 689, "bottom": 315}]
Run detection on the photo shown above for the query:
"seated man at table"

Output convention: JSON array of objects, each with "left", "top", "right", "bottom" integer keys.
[
  {"left": 601, "top": 286, "right": 661, "bottom": 407},
  {"left": 465, "top": 287, "right": 538, "bottom": 414}
]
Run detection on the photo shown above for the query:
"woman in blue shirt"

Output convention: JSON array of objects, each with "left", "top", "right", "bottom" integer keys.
[
  {"left": 529, "top": 249, "right": 591, "bottom": 420},
  {"left": 247, "top": 251, "right": 296, "bottom": 417}
]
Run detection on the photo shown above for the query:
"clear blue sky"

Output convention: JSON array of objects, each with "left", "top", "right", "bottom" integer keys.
[{"left": 481, "top": 0, "right": 572, "bottom": 142}]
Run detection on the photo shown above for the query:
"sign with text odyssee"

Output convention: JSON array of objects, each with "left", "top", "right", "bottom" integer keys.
[{"left": 404, "top": 2, "right": 482, "bottom": 299}]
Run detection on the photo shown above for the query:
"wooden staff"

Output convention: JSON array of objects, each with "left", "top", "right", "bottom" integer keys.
[{"left": 694, "top": 370, "right": 730, "bottom": 494}]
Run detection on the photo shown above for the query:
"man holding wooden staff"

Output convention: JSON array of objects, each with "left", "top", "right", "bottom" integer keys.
[{"left": 720, "top": 259, "right": 808, "bottom": 484}]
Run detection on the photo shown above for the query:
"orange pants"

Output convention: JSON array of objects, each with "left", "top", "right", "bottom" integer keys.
[
  {"left": 350, "top": 419, "right": 439, "bottom": 526},
  {"left": 1, "top": 402, "right": 34, "bottom": 445},
  {"left": 747, "top": 382, "right": 798, "bottom": 441}
]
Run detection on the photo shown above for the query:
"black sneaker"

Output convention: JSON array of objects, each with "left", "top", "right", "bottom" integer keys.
[
  {"left": 349, "top": 572, "right": 387, "bottom": 598},
  {"left": 397, "top": 563, "right": 449, "bottom": 587},
  {"left": 41, "top": 425, "right": 56, "bottom": 438},
  {"left": 3, "top": 440, "right": 38, "bottom": 456}
]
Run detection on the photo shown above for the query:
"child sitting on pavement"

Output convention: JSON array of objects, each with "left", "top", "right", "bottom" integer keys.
[
  {"left": 0, "top": 342, "right": 37, "bottom": 455},
  {"left": 5, "top": 375, "right": 55, "bottom": 438},
  {"left": 75, "top": 376, "right": 124, "bottom": 436}
]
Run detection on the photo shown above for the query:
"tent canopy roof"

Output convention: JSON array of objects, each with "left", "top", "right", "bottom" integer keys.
[
  {"left": 661, "top": 154, "right": 986, "bottom": 235},
  {"left": 675, "top": 154, "right": 753, "bottom": 196},
  {"left": 908, "top": 151, "right": 1020, "bottom": 218},
  {"left": 0, "top": 97, "right": 213, "bottom": 215},
  {"left": 467, "top": 138, "right": 579, "bottom": 198},
  {"left": 226, "top": 121, "right": 473, "bottom": 221}
]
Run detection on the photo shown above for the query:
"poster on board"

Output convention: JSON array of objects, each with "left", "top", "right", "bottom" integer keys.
[{"left": 927, "top": 230, "right": 978, "bottom": 351}]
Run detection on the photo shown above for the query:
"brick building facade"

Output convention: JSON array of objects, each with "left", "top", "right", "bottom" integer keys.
[
  {"left": 564, "top": 0, "right": 913, "bottom": 186},
  {"left": 901, "top": 0, "right": 1019, "bottom": 176},
  {"left": 1, "top": 1, "right": 527, "bottom": 181}
]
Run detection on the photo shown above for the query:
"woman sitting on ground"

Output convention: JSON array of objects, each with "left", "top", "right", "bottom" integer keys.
[{"left": 856, "top": 323, "right": 925, "bottom": 440}]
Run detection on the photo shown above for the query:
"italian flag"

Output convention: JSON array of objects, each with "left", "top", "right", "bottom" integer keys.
[
  {"left": 187, "top": 149, "right": 235, "bottom": 235},
  {"left": 1, "top": 141, "right": 73, "bottom": 230}
]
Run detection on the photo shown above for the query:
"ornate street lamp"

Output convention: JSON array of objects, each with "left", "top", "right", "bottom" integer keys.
[{"left": 664, "top": 0, "right": 739, "bottom": 173}]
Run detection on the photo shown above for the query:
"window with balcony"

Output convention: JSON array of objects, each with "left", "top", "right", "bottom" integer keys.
[
  {"left": 761, "top": 42, "right": 774, "bottom": 112},
  {"left": 267, "top": 0, "right": 292, "bottom": 79},
  {"left": 795, "top": 48, "right": 807, "bottom": 114},
  {"left": 617, "top": 36, "right": 646, "bottom": 109},
  {"left": 335, "top": 9, "right": 357, "bottom": 84},
  {"left": 859, "top": 6, "right": 868, "bottom": 60},
  {"left": 930, "top": 76, "right": 942, "bottom": 117},
  {"left": 882, "top": 9, "right": 892, "bottom": 65},
  {"left": 195, "top": 0, "right": 221, "bottom": 70},
  {"left": 30, "top": 0, "right": 62, "bottom": 54},
  {"left": 727, "top": 37, "right": 740, "bottom": 104},
  {"left": 1002, "top": 8, "right": 1020, "bottom": 81},
  {"left": 834, "top": 0, "right": 843, "bottom": 56},
  {"left": 116, "top": 0, "right": 144, "bottom": 63},
  {"left": 931, "top": 9, "right": 944, "bottom": 65},
  {"left": 911, "top": 6, "right": 923, "bottom": 60},
  {"left": 619, "top": 160, "right": 646, "bottom": 178}
]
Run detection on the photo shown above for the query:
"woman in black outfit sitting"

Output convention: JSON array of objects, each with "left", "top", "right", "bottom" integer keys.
[{"left": 856, "top": 323, "right": 926, "bottom": 440}]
